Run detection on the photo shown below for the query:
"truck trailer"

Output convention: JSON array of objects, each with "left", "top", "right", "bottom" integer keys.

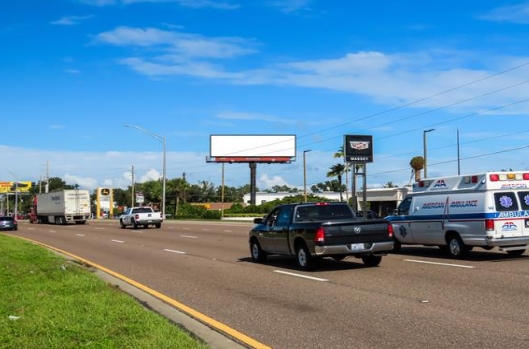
[{"left": 30, "top": 189, "right": 91, "bottom": 225}]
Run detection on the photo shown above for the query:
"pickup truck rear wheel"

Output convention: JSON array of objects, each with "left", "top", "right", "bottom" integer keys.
[
  {"left": 296, "top": 243, "right": 315, "bottom": 271},
  {"left": 250, "top": 239, "right": 267, "bottom": 263},
  {"left": 362, "top": 255, "right": 382, "bottom": 267},
  {"left": 392, "top": 238, "right": 402, "bottom": 253},
  {"left": 132, "top": 220, "right": 138, "bottom": 230}
]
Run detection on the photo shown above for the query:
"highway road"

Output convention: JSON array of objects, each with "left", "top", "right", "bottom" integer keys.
[{"left": 5, "top": 219, "right": 529, "bottom": 349}]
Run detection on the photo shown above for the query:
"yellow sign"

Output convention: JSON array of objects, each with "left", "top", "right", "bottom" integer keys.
[{"left": 0, "top": 181, "right": 33, "bottom": 194}]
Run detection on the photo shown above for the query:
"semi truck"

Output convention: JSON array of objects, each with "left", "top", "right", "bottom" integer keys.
[{"left": 29, "top": 189, "right": 91, "bottom": 225}]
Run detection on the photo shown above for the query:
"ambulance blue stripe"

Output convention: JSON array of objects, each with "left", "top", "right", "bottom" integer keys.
[{"left": 386, "top": 211, "right": 529, "bottom": 221}]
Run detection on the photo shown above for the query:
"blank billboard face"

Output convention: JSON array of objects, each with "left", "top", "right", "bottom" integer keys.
[{"left": 210, "top": 135, "right": 296, "bottom": 158}]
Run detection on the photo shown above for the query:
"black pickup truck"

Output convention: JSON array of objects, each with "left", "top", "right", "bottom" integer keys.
[{"left": 249, "top": 202, "right": 394, "bottom": 270}]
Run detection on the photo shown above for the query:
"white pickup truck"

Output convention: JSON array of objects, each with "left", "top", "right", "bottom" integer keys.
[{"left": 119, "top": 206, "right": 163, "bottom": 229}]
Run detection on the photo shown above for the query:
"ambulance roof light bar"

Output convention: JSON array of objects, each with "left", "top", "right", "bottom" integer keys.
[{"left": 489, "top": 172, "right": 529, "bottom": 181}]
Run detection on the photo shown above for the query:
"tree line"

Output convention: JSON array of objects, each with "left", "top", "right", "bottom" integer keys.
[{"left": 8, "top": 146, "right": 419, "bottom": 219}]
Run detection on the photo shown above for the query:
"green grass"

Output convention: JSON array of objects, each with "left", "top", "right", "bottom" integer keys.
[{"left": 0, "top": 234, "right": 210, "bottom": 349}]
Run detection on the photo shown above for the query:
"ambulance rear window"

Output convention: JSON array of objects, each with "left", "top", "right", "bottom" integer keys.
[
  {"left": 517, "top": 192, "right": 529, "bottom": 210},
  {"left": 494, "top": 192, "right": 519, "bottom": 211}
]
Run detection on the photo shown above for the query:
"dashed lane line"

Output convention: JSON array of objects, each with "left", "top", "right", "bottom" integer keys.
[
  {"left": 163, "top": 249, "right": 186, "bottom": 254},
  {"left": 404, "top": 259, "right": 475, "bottom": 269},
  {"left": 274, "top": 270, "right": 329, "bottom": 282}
]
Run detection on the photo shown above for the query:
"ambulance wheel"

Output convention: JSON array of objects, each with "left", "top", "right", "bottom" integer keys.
[
  {"left": 446, "top": 235, "right": 469, "bottom": 259},
  {"left": 507, "top": 249, "right": 525, "bottom": 257}
]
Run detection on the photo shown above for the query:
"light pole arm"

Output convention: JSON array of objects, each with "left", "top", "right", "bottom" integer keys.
[{"left": 124, "top": 124, "right": 167, "bottom": 219}]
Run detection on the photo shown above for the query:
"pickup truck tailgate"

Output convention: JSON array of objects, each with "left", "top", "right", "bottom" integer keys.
[{"left": 321, "top": 220, "right": 391, "bottom": 245}]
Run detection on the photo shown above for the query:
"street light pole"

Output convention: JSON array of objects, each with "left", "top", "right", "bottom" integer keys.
[
  {"left": 303, "top": 150, "right": 311, "bottom": 202},
  {"left": 5, "top": 170, "right": 19, "bottom": 219},
  {"left": 124, "top": 124, "right": 166, "bottom": 219},
  {"left": 423, "top": 129, "right": 435, "bottom": 179}
]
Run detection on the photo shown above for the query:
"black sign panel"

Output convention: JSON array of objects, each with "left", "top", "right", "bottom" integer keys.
[
  {"left": 344, "top": 135, "right": 373, "bottom": 163},
  {"left": 100, "top": 188, "right": 110, "bottom": 196}
]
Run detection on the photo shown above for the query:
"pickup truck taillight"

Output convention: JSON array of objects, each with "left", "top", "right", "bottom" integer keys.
[
  {"left": 387, "top": 224, "right": 394, "bottom": 237},
  {"left": 315, "top": 227, "right": 325, "bottom": 243},
  {"left": 134, "top": 214, "right": 140, "bottom": 220}
]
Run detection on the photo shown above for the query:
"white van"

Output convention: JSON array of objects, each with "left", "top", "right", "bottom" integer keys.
[{"left": 386, "top": 171, "right": 529, "bottom": 258}]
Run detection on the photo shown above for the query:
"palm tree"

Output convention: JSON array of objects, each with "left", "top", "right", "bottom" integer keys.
[
  {"left": 333, "top": 145, "right": 350, "bottom": 201},
  {"left": 327, "top": 163, "right": 346, "bottom": 201},
  {"left": 410, "top": 156, "right": 425, "bottom": 182}
]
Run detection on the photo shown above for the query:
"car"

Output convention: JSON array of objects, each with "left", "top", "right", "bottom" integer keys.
[
  {"left": 0, "top": 216, "right": 18, "bottom": 231},
  {"left": 356, "top": 210, "right": 379, "bottom": 219}
]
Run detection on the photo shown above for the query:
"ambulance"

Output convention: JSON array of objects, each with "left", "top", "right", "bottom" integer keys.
[{"left": 386, "top": 171, "right": 529, "bottom": 258}]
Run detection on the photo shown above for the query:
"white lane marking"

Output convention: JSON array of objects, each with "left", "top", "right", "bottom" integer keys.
[
  {"left": 182, "top": 227, "right": 190, "bottom": 230},
  {"left": 404, "top": 259, "right": 475, "bottom": 269},
  {"left": 202, "top": 228, "right": 211, "bottom": 231},
  {"left": 223, "top": 230, "right": 233, "bottom": 233},
  {"left": 76, "top": 234, "right": 85, "bottom": 237},
  {"left": 94, "top": 227, "right": 105, "bottom": 230},
  {"left": 111, "top": 239, "right": 124, "bottom": 244},
  {"left": 274, "top": 270, "right": 329, "bottom": 282},
  {"left": 164, "top": 249, "right": 186, "bottom": 254},
  {"left": 181, "top": 235, "right": 198, "bottom": 239}
]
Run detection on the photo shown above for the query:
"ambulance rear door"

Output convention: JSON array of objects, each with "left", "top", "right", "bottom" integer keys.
[{"left": 492, "top": 190, "right": 529, "bottom": 239}]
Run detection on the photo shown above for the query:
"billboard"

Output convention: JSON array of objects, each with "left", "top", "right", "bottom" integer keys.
[
  {"left": 210, "top": 134, "right": 296, "bottom": 162},
  {"left": 0, "top": 181, "right": 33, "bottom": 194},
  {"left": 344, "top": 135, "right": 373, "bottom": 163}
]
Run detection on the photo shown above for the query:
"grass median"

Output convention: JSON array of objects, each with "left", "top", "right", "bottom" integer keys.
[{"left": 0, "top": 234, "right": 210, "bottom": 349}]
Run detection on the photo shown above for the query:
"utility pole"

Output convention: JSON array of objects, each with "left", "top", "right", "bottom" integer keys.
[
  {"left": 45, "top": 161, "right": 50, "bottom": 193},
  {"left": 221, "top": 163, "right": 225, "bottom": 219},
  {"left": 131, "top": 164, "right": 135, "bottom": 207}
]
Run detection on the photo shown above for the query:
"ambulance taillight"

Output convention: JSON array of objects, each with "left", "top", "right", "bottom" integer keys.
[
  {"left": 485, "top": 219, "right": 495, "bottom": 231},
  {"left": 489, "top": 174, "right": 500, "bottom": 182}
]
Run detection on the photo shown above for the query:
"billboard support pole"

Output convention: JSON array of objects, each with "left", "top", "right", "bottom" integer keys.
[{"left": 250, "top": 162, "right": 257, "bottom": 205}]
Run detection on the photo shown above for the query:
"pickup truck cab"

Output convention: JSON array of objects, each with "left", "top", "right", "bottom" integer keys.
[
  {"left": 119, "top": 207, "right": 163, "bottom": 229},
  {"left": 249, "top": 202, "right": 394, "bottom": 270}
]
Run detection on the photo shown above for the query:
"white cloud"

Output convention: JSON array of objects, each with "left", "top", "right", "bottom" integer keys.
[
  {"left": 96, "top": 26, "right": 257, "bottom": 58},
  {"left": 267, "top": 0, "right": 312, "bottom": 13},
  {"left": 93, "top": 25, "right": 529, "bottom": 116},
  {"left": 139, "top": 169, "right": 162, "bottom": 182},
  {"left": 50, "top": 15, "right": 93, "bottom": 25},
  {"left": 216, "top": 111, "right": 300, "bottom": 125},
  {"left": 479, "top": 2, "right": 529, "bottom": 24},
  {"left": 258, "top": 173, "right": 290, "bottom": 189},
  {"left": 63, "top": 174, "right": 99, "bottom": 189},
  {"left": 79, "top": 0, "right": 239, "bottom": 10}
]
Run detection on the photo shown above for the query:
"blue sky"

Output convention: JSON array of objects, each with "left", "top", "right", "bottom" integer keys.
[{"left": 2, "top": 0, "right": 529, "bottom": 192}]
